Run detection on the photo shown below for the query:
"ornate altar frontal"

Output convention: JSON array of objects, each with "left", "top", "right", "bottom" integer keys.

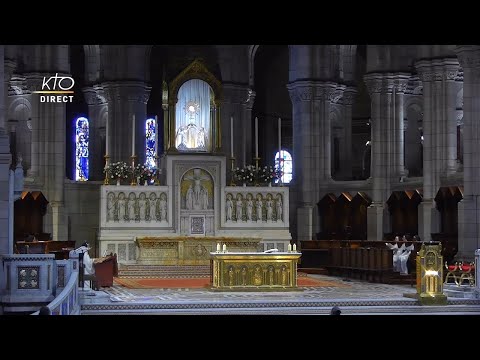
[
  {"left": 210, "top": 252, "right": 301, "bottom": 291},
  {"left": 135, "top": 236, "right": 260, "bottom": 265}
]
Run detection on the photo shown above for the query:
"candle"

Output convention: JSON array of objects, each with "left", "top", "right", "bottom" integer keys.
[
  {"left": 222, "top": 243, "right": 227, "bottom": 252},
  {"left": 278, "top": 117, "right": 282, "bottom": 173},
  {"left": 293, "top": 243, "right": 297, "bottom": 252},
  {"left": 105, "top": 117, "right": 109, "bottom": 157},
  {"left": 216, "top": 243, "right": 221, "bottom": 252},
  {"left": 255, "top": 116, "right": 258, "bottom": 158},
  {"left": 230, "top": 115, "right": 234, "bottom": 158},
  {"left": 132, "top": 114, "right": 136, "bottom": 157},
  {"left": 288, "top": 243, "right": 292, "bottom": 252},
  {"left": 155, "top": 115, "right": 158, "bottom": 157}
]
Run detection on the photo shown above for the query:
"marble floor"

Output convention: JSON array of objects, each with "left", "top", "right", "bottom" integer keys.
[{"left": 80, "top": 274, "right": 480, "bottom": 315}]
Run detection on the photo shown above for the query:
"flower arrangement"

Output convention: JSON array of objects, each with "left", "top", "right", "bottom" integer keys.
[
  {"left": 104, "top": 161, "right": 131, "bottom": 180},
  {"left": 134, "top": 164, "right": 156, "bottom": 183},
  {"left": 258, "top": 165, "right": 280, "bottom": 184},
  {"left": 233, "top": 165, "right": 256, "bottom": 184}
]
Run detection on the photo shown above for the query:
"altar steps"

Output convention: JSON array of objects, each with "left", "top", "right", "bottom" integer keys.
[{"left": 118, "top": 264, "right": 211, "bottom": 278}]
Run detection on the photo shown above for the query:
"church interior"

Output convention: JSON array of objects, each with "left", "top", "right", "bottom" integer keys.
[{"left": 0, "top": 44, "right": 480, "bottom": 315}]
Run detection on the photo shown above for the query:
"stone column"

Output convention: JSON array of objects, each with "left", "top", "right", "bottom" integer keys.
[
  {"left": 82, "top": 87, "right": 106, "bottom": 181},
  {"left": 416, "top": 59, "right": 459, "bottom": 242},
  {"left": 287, "top": 81, "right": 343, "bottom": 240},
  {"left": 364, "top": 73, "right": 396, "bottom": 241},
  {"left": 102, "top": 82, "right": 151, "bottom": 165},
  {"left": 392, "top": 74, "right": 410, "bottom": 179},
  {"left": 337, "top": 87, "right": 357, "bottom": 179},
  {"left": 0, "top": 45, "right": 12, "bottom": 256},
  {"left": 221, "top": 84, "right": 253, "bottom": 167},
  {"left": 24, "top": 74, "right": 43, "bottom": 182},
  {"left": 456, "top": 46, "right": 480, "bottom": 260}
]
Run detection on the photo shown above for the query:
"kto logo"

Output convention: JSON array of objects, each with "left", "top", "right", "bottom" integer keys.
[{"left": 33, "top": 73, "right": 75, "bottom": 103}]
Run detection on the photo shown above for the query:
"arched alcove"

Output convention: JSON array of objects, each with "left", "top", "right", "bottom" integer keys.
[{"left": 405, "top": 101, "right": 423, "bottom": 177}]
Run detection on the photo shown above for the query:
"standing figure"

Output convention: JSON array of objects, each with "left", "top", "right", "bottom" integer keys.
[
  {"left": 159, "top": 193, "right": 168, "bottom": 222},
  {"left": 246, "top": 195, "right": 254, "bottom": 221},
  {"left": 117, "top": 192, "right": 126, "bottom": 222},
  {"left": 256, "top": 197, "right": 263, "bottom": 222},
  {"left": 127, "top": 193, "right": 137, "bottom": 221},
  {"left": 266, "top": 196, "right": 273, "bottom": 221},
  {"left": 276, "top": 195, "right": 283, "bottom": 221},
  {"left": 148, "top": 193, "right": 157, "bottom": 221},
  {"left": 235, "top": 194, "right": 243, "bottom": 222},
  {"left": 138, "top": 193, "right": 147, "bottom": 221},
  {"left": 226, "top": 195, "right": 233, "bottom": 221},
  {"left": 106, "top": 192, "right": 115, "bottom": 221},
  {"left": 201, "top": 188, "right": 209, "bottom": 209},
  {"left": 186, "top": 184, "right": 194, "bottom": 210}
]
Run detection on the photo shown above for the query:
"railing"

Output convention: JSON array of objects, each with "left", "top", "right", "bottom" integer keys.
[{"left": 36, "top": 271, "right": 80, "bottom": 315}]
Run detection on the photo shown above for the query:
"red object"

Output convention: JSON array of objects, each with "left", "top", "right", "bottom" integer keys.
[{"left": 92, "top": 254, "right": 118, "bottom": 289}]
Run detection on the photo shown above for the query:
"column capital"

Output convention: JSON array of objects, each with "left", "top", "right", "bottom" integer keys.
[
  {"left": 222, "top": 83, "right": 253, "bottom": 105},
  {"left": 415, "top": 58, "right": 460, "bottom": 82},
  {"left": 455, "top": 46, "right": 480, "bottom": 68},
  {"left": 363, "top": 72, "right": 410, "bottom": 95},
  {"left": 287, "top": 80, "right": 339, "bottom": 103},
  {"left": 341, "top": 87, "right": 357, "bottom": 105},
  {"left": 101, "top": 81, "right": 152, "bottom": 104},
  {"left": 82, "top": 87, "right": 98, "bottom": 106}
]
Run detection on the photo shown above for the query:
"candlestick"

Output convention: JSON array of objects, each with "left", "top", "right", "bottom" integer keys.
[
  {"left": 230, "top": 115, "right": 234, "bottom": 158},
  {"left": 105, "top": 117, "right": 109, "bottom": 157},
  {"left": 216, "top": 242, "right": 221, "bottom": 253},
  {"left": 103, "top": 155, "right": 110, "bottom": 185},
  {"left": 222, "top": 243, "right": 227, "bottom": 252},
  {"left": 132, "top": 114, "right": 136, "bottom": 157},
  {"left": 278, "top": 117, "right": 282, "bottom": 186},
  {"left": 293, "top": 243, "right": 297, "bottom": 252},
  {"left": 255, "top": 116, "right": 258, "bottom": 158},
  {"left": 230, "top": 156, "right": 236, "bottom": 186},
  {"left": 155, "top": 115, "right": 158, "bottom": 157},
  {"left": 287, "top": 243, "right": 292, "bottom": 252},
  {"left": 130, "top": 155, "right": 137, "bottom": 186}
]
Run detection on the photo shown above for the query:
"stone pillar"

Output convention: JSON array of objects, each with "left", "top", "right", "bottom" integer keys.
[
  {"left": 102, "top": 82, "right": 151, "bottom": 165},
  {"left": 0, "top": 45, "right": 12, "bottom": 256},
  {"left": 221, "top": 84, "right": 253, "bottom": 167},
  {"left": 287, "top": 81, "right": 343, "bottom": 240},
  {"left": 83, "top": 87, "right": 106, "bottom": 181},
  {"left": 416, "top": 59, "right": 459, "bottom": 241},
  {"left": 456, "top": 46, "right": 480, "bottom": 260},
  {"left": 24, "top": 74, "right": 43, "bottom": 182},
  {"left": 337, "top": 87, "right": 357, "bottom": 179},
  {"left": 364, "top": 73, "right": 397, "bottom": 240},
  {"left": 392, "top": 74, "right": 409, "bottom": 179}
]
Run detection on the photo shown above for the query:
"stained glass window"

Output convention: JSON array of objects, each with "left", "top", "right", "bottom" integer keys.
[
  {"left": 275, "top": 150, "right": 293, "bottom": 184},
  {"left": 145, "top": 118, "right": 156, "bottom": 168},
  {"left": 75, "top": 117, "right": 89, "bottom": 181}
]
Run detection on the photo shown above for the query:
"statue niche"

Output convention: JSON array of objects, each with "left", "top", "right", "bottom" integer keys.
[{"left": 181, "top": 168, "right": 213, "bottom": 211}]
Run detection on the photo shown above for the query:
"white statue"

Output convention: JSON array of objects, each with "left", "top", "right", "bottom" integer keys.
[
  {"left": 128, "top": 193, "right": 136, "bottom": 221},
  {"left": 266, "top": 198, "right": 273, "bottom": 221},
  {"left": 256, "top": 198, "right": 263, "bottom": 222},
  {"left": 106, "top": 192, "right": 115, "bottom": 221},
  {"left": 276, "top": 196, "right": 283, "bottom": 221},
  {"left": 138, "top": 193, "right": 147, "bottom": 221},
  {"left": 201, "top": 188, "right": 209, "bottom": 210},
  {"left": 148, "top": 193, "right": 157, "bottom": 221},
  {"left": 235, "top": 195, "right": 243, "bottom": 222},
  {"left": 117, "top": 193, "right": 126, "bottom": 221},
  {"left": 186, "top": 185, "right": 194, "bottom": 210},
  {"left": 159, "top": 194, "right": 167, "bottom": 221},
  {"left": 226, "top": 195, "right": 233, "bottom": 221},
  {"left": 246, "top": 196, "right": 253, "bottom": 221}
]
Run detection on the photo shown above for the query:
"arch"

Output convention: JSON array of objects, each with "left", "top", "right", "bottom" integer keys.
[
  {"left": 8, "top": 96, "right": 32, "bottom": 119},
  {"left": 248, "top": 45, "right": 260, "bottom": 87},
  {"left": 75, "top": 117, "right": 89, "bottom": 181},
  {"left": 274, "top": 149, "right": 293, "bottom": 184},
  {"left": 145, "top": 117, "right": 156, "bottom": 169}
]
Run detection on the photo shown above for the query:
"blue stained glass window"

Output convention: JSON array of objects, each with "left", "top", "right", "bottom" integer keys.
[
  {"left": 275, "top": 150, "right": 293, "bottom": 184},
  {"left": 145, "top": 118, "right": 156, "bottom": 168},
  {"left": 75, "top": 117, "right": 89, "bottom": 181}
]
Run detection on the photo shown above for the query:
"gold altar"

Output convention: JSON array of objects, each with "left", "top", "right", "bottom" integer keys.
[
  {"left": 210, "top": 252, "right": 302, "bottom": 291},
  {"left": 135, "top": 236, "right": 260, "bottom": 265}
]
